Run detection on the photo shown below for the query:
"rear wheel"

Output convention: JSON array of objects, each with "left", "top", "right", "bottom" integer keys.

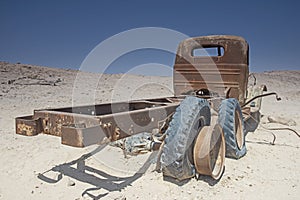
[
  {"left": 161, "top": 96, "right": 211, "bottom": 181},
  {"left": 218, "top": 98, "right": 246, "bottom": 159}
]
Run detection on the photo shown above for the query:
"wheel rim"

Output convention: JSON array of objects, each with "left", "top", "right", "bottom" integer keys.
[
  {"left": 235, "top": 110, "right": 244, "bottom": 150},
  {"left": 193, "top": 123, "right": 225, "bottom": 180}
]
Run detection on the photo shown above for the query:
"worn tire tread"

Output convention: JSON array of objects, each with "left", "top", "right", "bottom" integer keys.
[
  {"left": 161, "top": 96, "right": 211, "bottom": 181},
  {"left": 218, "top": 98, "right": 247, "bottom": 159}
]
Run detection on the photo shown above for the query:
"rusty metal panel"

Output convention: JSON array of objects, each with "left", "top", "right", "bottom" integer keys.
[
  {"left": 98, "top": 103, "right": 178, "bottom": 141},
  {"left": 174, "top": 35, "right": 249, "bottom": 104},
  {"left": 33, "top": 110, "right": 101, "bottom": 137},
  {"left": 60, "top": 102, "right": 176, "bottom": 147},
  {"left": 15, "top": 115, "right": 42, "bottom": 136},
  {"left": 61, "top": 125, "right": 108, "bottom": 147}
]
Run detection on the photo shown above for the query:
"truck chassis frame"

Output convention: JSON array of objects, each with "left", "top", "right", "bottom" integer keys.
[{"left": 15, "top": 35, "right": 280, "bottom": 180}]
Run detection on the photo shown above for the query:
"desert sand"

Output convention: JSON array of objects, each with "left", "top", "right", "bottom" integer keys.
[{"left": 0, "top": 62, "right": 299, "bottom": 200}]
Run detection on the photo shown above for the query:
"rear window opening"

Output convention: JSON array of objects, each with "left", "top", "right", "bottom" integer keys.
[{"left": 193, "top": 46, "right": 224, "bottom": 57}]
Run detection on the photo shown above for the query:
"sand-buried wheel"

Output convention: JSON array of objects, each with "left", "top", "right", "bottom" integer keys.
[{"left": 193, "top": 119, "right": 225, "bottom": 180}]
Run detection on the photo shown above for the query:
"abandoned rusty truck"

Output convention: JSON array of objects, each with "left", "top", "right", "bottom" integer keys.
[{"left": 16, "top": 35, "right": 280, "bottom": 181}]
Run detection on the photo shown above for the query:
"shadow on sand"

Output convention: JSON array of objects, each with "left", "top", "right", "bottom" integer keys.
[
  {"left": 38, "top": 144, "right": 157, "bottom": 199},
  {"left": 38, "top": 144, "right": 225, "bottom": 199}
]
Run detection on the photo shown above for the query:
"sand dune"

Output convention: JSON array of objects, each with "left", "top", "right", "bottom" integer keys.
[{"left": 0, "top": 62, "right": 299, "bottom": 199}]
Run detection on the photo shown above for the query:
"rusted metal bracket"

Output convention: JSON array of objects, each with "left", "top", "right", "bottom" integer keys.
[
  {"left": 61, "top": 125, "right": 108, "bottom": 147},
  {"left": 16, "top": 116, "right": 43, "bottom": 136}
]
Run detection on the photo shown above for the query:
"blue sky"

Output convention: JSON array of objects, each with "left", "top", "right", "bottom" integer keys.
[{"left": 0, "top": 0, "right": 299, "bottom": 75}]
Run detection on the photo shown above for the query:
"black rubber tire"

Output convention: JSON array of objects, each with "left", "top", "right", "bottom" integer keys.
[
  {"left": 218, "top": 98, "right": 247, "bottom": 159},
  {"left": 161, "top": 96, "right": 211, "bottom": 181}
]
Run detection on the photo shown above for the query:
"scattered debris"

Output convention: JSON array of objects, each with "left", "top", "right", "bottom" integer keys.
[
  {"left": 110, "top": 132, "right": 155, "bottom": 158},
  {"left": 14, "top": 78, "right": 62, "bottom": 86},
  {"left": 67, "top": 179, "right": 75, "bottom": 187},
  {"left": 7, "top": 79, "right": 15, "bottom": 84},
  {"left": 22, "top": 65, "right": 32, "bottom": 69},
  {"left": 268, "top": 116, "right": 297, "bottom": 126},
  {"left": 259, "top": 123, "right": 300, "bottom": 145}
]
